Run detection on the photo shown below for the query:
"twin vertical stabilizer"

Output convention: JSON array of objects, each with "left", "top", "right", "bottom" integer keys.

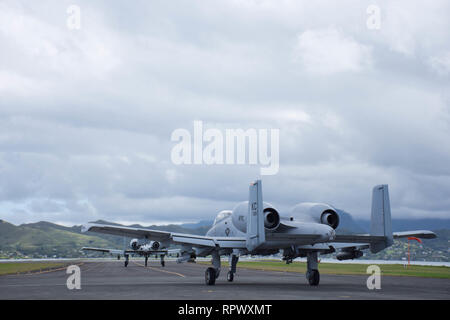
[
  {"left": 370, "top": 184, "right": 394, "bottom": 253},
  {"left": 246, "top": 180, "right": 265, "bottom": 251},
  {"left": 245, "top": 181, "right": 395, "bottom": 253}
]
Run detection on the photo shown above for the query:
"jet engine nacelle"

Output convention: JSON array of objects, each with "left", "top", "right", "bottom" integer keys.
[
  {"left": 336, "top": 250, "right": 363, "bottom": 261},
  {"left": 231, "top": 201, "right": 281, "bottom": 232},
  {"left": 263, "top": 207, "right": 280, "bottom": 230},
  {"left": 131, "top": 239, "right": 160, "bottom": 251},
  {"left": 150, "top": 241, "right": 160, "bottom": 250},
  {"left": 130, "top": 238, "right": 140, "bottom": 250},
  {"left": 291, "top": 202, "right": 340, "bottom": 229}
]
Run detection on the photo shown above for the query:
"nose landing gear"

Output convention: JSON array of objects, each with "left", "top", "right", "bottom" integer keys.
[
  {"left": 227, "top": 254, "right": 239, "bottom": 282},
  {"left": 306, "top": 269, "right": 320, "bottom": 286},
  {"left": 306, "top": 251, "right": 320, "bottom": 286},
  {"left": 226, "top": 271, "right": 234, "bottom": 282},
  {"left": 204, "top": 251, "right": 221, "bottom": 285},
  {"left": 205, "top": 267, "right": 216, "bottom": 285},
  {"left": 124, "top": 254, "right": 129, "bottom": 267},
  {"left": 204, "top": 252, "right": 239, "bottom": 285}
]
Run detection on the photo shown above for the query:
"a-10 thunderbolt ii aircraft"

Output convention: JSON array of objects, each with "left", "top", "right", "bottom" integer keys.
[
  {"left": 81, "top": 238, "right": 179, "bottom": 267},
  {"left": 82, "top": 180, "right": 436, "bottom": 286}
]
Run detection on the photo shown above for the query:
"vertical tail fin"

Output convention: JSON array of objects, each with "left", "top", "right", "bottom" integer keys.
[
  {"left": 370, "top": 184, "right": 394, "bottom": 253},
  {"left": 246, "top": 180, "right": 265, "bottom": 252}
]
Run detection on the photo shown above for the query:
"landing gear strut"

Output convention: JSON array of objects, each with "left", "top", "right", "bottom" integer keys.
[
  {"left": 205, "top": 251, "right": 220, "bottom": 285},
  {"left": 227, "top": 253, "right": 239, "bottom": 282},
  {"left": 124, "top": 254, "right": 129, "bottom": 267},
  {"left": 306, "top": 251, "right": 320, "bottom": 286},
  {"left": 144, "top": 256, "right": 148, "bottom": 267}
]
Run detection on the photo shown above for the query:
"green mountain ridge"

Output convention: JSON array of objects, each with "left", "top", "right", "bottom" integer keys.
[
  {"left": 0, "top": 219, "right": 448, "bottom": 261},
  {"left": 0, "top": 219, "right": 112, "bottom": 258},
  {"left": 0, "top": 219, "right": 210, "bottom": 259}
]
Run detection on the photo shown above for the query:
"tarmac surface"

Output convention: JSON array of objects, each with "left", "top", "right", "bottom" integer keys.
[{"left": 0, "top": 260, "right": 448, "bottom": 299}]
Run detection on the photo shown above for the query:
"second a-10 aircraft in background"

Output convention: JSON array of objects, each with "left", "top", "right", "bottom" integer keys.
[
  {"left": 82, "top": 180, "right": 436, "bottom": 286},
  {"left": 81, "top": 238, "right": 180, "bottom": 267}
]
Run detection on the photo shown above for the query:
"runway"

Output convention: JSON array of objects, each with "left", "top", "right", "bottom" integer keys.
[{"left": 0, "top": 260, "right": 448, "bottom": 299}]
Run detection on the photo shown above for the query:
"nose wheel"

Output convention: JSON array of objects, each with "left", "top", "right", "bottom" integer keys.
[
  {"left": 306, "top": 251, "right": 320, "bottom": 286},
  {"left": 205, "top": 267, "right": 216, "bottom": 285},
  {"left": 306, "top": 269, "right": 320, "bottom": 286},
  {"left": 227, "top": 271, "right": 234, "bottom": 282}
]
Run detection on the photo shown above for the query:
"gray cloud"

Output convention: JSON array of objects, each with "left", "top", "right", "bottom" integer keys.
[{"left": 0, "top": 0, "right": 449, "bottom": 226}]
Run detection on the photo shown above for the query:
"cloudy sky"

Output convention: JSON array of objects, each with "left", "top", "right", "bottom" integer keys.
[{"left": 1, "top": 0, "right": 449, "bottom": 226}]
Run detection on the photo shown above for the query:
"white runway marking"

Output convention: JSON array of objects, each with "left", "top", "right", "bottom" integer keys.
[{"left": 132, "top": 261, "right": 186, "bottom": 278}]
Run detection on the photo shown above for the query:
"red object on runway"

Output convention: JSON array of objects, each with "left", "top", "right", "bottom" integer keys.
[
  {"left": 407, "top": 237, "right": 423, "bottom": 265},
  {"left": 408, "top": 237, "right": 422, "bottom": 243}
]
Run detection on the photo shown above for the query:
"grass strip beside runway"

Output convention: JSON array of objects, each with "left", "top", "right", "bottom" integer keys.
[
  {"left": 199, "top": 260, "right": 450, "bottom": 279},
  {"left": 0, "top": 262, "right": 67, "bottom": 275}
]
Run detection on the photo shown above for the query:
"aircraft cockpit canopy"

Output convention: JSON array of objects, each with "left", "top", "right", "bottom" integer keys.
[{"left": 213, "top": 210, "right": 232, "bottom": 225}]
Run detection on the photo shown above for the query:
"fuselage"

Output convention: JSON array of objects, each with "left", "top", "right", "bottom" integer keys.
[{"left": 206, "top": 201, "right": 336, "bottom": 251}]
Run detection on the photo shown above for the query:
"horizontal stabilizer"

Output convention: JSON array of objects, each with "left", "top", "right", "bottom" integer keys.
[
  {"left": 393, "top": 230, "right": 436, "bottom": 239},
  {"left": 333, "top": 230, "right": 436, "bottom": 244}
]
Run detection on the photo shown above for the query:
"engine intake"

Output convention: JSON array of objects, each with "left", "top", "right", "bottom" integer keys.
[
  {"left": 320, "top": 210, "right": 340, "bottom": 229},
  {"left": 264, "top": 208, "right": 280, "bottom": 230},
  {"left": 130, "top": 239, "right": 139, "bottom": 250},
  {"left": 151, "top": 241, "right": 160, "bottom": 250}
]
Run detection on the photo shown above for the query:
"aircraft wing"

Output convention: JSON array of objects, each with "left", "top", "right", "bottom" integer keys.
[
  {"left": 171, "top": 234, "right": 247, "bottom": 248},
  {"left": 329, "top": 243, "right": 370, "bottom": 250},
  {"left": 265, "top": 232, "right": 324, "bottom": 243},
  {"left": 81, "top": 247, "right": 124, "bottom": 255},
  {"left": 332, "top": 234, "right": 385, "bottom": 243},
  {"left": 126, "top": 249, "right": 169, "bottom": 254},
  {"left": 82, "top": 223, "right": 247, "bottom": 248},
  {"left": 82, "top": 223, "right": 172, "bottom": 242},
  {"left": 167, "top": 249, "right": 181, "bottom": 256}
]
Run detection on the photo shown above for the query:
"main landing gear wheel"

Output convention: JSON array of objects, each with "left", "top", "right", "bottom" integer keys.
[
  {"left": 307, "top": 270, "right": 320, "bottom": 286},
  {"left": 124, "top": 260, "right": 128, "bottom": 267},
  {"left": 161, "top": 260, "right": 165, "bottom": 267},
  {"left": 227, "top": 271, "right": 234, "bottom": 282},
  {"left": 205, "top": 267, "right": 216, "bottom": 285}
]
